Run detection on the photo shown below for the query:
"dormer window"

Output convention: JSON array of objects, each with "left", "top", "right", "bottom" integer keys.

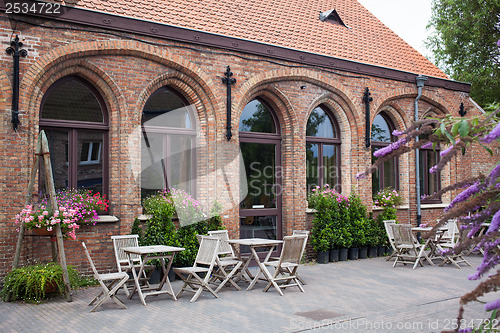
[{"left": 319, "top": 9, "right": 348, "bottom": 28}]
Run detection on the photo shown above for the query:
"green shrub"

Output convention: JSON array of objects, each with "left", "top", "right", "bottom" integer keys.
[{"left": 0, "top": 262, "right": 88, "bottom": 303}]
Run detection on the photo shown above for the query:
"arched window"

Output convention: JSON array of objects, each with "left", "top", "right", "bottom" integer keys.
[
  {"left": 419, "top": 130, "right": 441, "bottom": 203},
  {"left": 306, "top": 106, "right": 341, "bottom": 192},
  {"left": 40, "top": 76, "right": 108, "bottom": 197},
  {"left": 140, "top": 87, "right": 196, "bottom": 198},
  {"left": 239, "top": 98, "right": 282, "bottom": 244},
  {"left": 371, "top": 112, "right": 398, "bottom": 194}
]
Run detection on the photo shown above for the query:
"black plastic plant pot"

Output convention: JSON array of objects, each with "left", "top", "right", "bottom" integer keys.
[
  {"left": 368, "top": 246, "right": 378, "bottom": 258},
  {"left": 329, "top": 248, "right": 339, "bottom": 262},
  {"left": 348, "top": 247, "right": 359, "bottom": 260},
  {"left": 339, "top": 248, "right": 348, "bottom": 261},
  {"left": 317, "top": 251, "right": 329, "bottom": 264},
  {"left": 359, "top": 247, "right": 368, "bottom": 259}
]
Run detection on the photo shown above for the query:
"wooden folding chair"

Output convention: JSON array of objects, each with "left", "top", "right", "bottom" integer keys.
[
  {"left": 207, "top": 230, "right": 243, "bottom": 292},
  {"left": 173, "top": 236, "right": 221, "bottom": 302},
  {"left": 263, "top": 235, "right": 307, "bottom": 296},
  {"left": 111, "top": 235, "right": 154, "bottom": 297},
  {"left": 391, "top": 224, "right": 425, "bottom": 269},
  {"left": 82, "top": 242, "right": 129, "bottom": 312},
  {"left": 292, "top": 230, "right": 309, "bottom": 285},
  {"left": 383, "top": 220, "right": 397, "bottom": 261},
  {"left": 438, "top": 220, "right": 471, "bottom": 269}
]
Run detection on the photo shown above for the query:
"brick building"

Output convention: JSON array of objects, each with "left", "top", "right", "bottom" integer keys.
[{"left": 0, "top": 0, "right": 495, "bottom": 276}]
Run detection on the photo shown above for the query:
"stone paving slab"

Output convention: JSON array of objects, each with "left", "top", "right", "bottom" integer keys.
[{"left": 1, "top": 255, "right": 497, "bottom": 332}]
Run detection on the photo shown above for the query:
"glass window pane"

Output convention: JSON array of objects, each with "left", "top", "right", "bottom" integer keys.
[
  {"left": 76, "top": 132, "right": 104, "bottom": 194},
  {"left": 383, "top": 159, "right": 395, "bottom": 189},
  {"left": 323, "top": 144, "right": 340, "bottom": 191},
  {"left": 240, "top": 142, "right": 277, "bottom": 209},
  {"left": 240, "top": 215, "right": 277, "bottom": 251},
  {"left": 41, "top": 129, "right": 69, "bottom": 192},
  {"left": 41, "top": 79, "right": 103, "bottom": 122},
  {"left": 306, "top": 143, "right": 319, "bottom": 192},
  {"left": 142, "top": 89, "right": 192, "bottom": 128},
  {"left": 141, "top": 133, "right": 166, "bottom": 198},
  {"left": 371, "top": 114, "right": 391, "bottom": 142},
  {"left": 306, "top": 107, "right": 336, "bottom": 138},
  {"left": 239, "top": 99, "right": 275, "bottom": 133},
  {"left": 169, "top": 135, "right": 193, "bottom": 194}
]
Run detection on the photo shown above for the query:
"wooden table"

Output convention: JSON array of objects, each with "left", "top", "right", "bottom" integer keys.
[
  {"left": 411, "top": 226, "right": 447, "bottom": 267},
  {"left": 122, "top": 245, "right": 184, "bottom": 305},
  {"left": 227, "top": 238, "right": 283, "bottom": 291}
]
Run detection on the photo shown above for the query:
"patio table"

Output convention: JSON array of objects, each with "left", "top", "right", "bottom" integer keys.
[
  {"left": 411, "top": 226, "right": 447, "bottom": 267},
  {"left": 227, "top": 238, "right": 283, "bottom": 291},
  {"left": 122, "top": 245, "right": 184, "bottom": 305}
]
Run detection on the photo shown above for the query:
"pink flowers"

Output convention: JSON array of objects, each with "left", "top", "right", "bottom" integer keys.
[{"left": 15, "top": 189, "right": 108, "bottom": 240}]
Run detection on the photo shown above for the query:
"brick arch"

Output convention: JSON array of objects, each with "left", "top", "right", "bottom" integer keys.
[
  {"left": 23, "top": 59, "right": 123, "bottom": 125},
  {"left": 20, "top": 40, "right": 220, "bottom": 127},
  {"left": 236, "top": 67, "right": 359, "bottom": 123},
  {"left": 134, "top": 72, "right": 214, "bottom": 137},
  {"left": 375, "top": 88, "right": 449, "bottom": 120},
  {"left": 236, "top": 84, "right": 295, "bottom": 137}
]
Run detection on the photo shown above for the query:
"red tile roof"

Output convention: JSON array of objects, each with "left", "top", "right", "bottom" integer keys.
[{"left": 70, "top": 0, "right": 448, "bottom": 79}]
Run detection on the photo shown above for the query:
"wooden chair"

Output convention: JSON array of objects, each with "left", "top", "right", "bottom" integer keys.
[
  {"left": 383, "top": 220, "right": 397, "bottom": 261},
  {"left": 263, "top": 235, "right": 307, "bottom": 296},
  {"left": 207, "top": 230, "right": 238, "bottom": 260},
  {"left": 292, "top": 230, "right": 309, "bottom": 285},
  {"left": 391, "top": 224, "right": 425, "bottom": 269},
  {"left": 438, "top": 220, "right": 471, "bottom": 269},
  {"left": 173, "top": 236, "right": 221, "bottom": 302},
  {"left": 82, "top": 242, "right": 129, "bottom": 312},
  {"left": 207, "top": 230, "right": 243, "bottom": 292},
  {"left": 111, "top": 235, "right": 154, "bottom": 297}
]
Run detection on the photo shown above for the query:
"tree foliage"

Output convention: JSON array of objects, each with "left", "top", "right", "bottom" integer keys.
[{"left": 427, "top": 0, "right": 500, "bottom": 107}]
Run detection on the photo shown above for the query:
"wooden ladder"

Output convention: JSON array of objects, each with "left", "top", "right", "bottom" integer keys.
[{"left": 8, "top": 130, "right": 72, "bottom": 302}]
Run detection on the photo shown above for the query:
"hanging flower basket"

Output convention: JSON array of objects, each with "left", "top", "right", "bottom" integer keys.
[
  {"left": 15, "top": 188, "right": 109, "bottom": 240},
  {"left": 32, "top": 228, "right": 56, "bottom": 236}
]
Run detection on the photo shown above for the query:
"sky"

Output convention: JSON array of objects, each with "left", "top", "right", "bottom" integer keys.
[{"left": 356, "top": 0, "right": 434, "bottom": 58}]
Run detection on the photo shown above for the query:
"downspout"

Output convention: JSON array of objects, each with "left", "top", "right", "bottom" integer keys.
[{"left": 415, "top": 75, "right": 427, "bottom": 226}]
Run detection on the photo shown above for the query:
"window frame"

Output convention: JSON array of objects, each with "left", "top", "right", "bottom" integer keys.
[
  {"left": 419, "top": 145, "right": 442, "bottom": 204},
  {"left": 39, "top": 75, "right": 109, "bottom": 198},
  {"left": 141, "top": 87, "right": 197, "bottom": 196},
  {"left": 371, "top": 112, "right": 399, "bottom": 193},
  {"left": 305, "top": 106, "right": 342, "bottom": 192}
]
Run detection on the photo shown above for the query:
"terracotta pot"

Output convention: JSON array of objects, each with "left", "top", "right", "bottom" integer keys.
[{"left": 32, "top": 228, "right": 55, "bottom": 236}]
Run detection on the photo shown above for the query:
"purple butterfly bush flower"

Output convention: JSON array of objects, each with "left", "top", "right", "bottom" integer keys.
[
  {"left": 440, "top": 139, "right": 460, "bottom": 157},
  {"left": 481, "top": 121, "right": 500, "bottom": 144},
  {"left": 373, "top": 137, "right": 408, "bottom": 158},
  {"left": 444, "top": 181, "right": 481, "bottom": 212},
  {"left": 420, "top": 142, "right": 432, "bottom": 149},
  {"left": 356, "top": 171, "right": 366, "bottom": 179},
  {"left": 488, "top": 163, "right": 500, "bottom": 187},
  {"left": 392, "top": 129, "right": 404, "bottom": 136},
  {"left": 485, "top": 209, "right": 500, "bottom": 235},
  {"left": 485, "top": 298, "right": 500, "bottom": 311}
]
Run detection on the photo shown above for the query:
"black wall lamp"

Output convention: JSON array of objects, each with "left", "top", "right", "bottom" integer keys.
[
  {"left": 6, "top": 35, "right": 27, "bottom": 132},
  {"left": 458, "top": 102, "right": 466, "bottom": 117},
  {"left": 222, "top": 66, "right": 236, "bottom": 141},
  {"left": 363, "top": 87, "right": 373, "bottom": 148}
]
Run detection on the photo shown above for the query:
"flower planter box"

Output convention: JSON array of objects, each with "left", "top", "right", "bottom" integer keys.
[{"left": 368, "top": 246, "right": 378, "bottom": 258}]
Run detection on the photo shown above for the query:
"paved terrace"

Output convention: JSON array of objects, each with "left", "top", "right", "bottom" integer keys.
[{"left": 1, "top": 255, "right": 497, "bottom": 333}]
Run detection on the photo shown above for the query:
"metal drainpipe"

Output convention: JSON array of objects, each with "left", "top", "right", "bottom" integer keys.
[{"left": 415, "top": 75, "right": 427, "bottom": 226}]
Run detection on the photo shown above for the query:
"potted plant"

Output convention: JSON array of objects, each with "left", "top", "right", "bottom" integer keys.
[
  {"left": 0, "top": 262, "right": 83, "bottom": 303},
  {"left": 15, "top": 188, "right": 108, "bottom": 240}
]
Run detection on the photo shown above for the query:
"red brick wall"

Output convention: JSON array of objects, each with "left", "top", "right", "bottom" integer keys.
[{"left": 0, "top": 17, "right": 493, "bottom": 278}]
